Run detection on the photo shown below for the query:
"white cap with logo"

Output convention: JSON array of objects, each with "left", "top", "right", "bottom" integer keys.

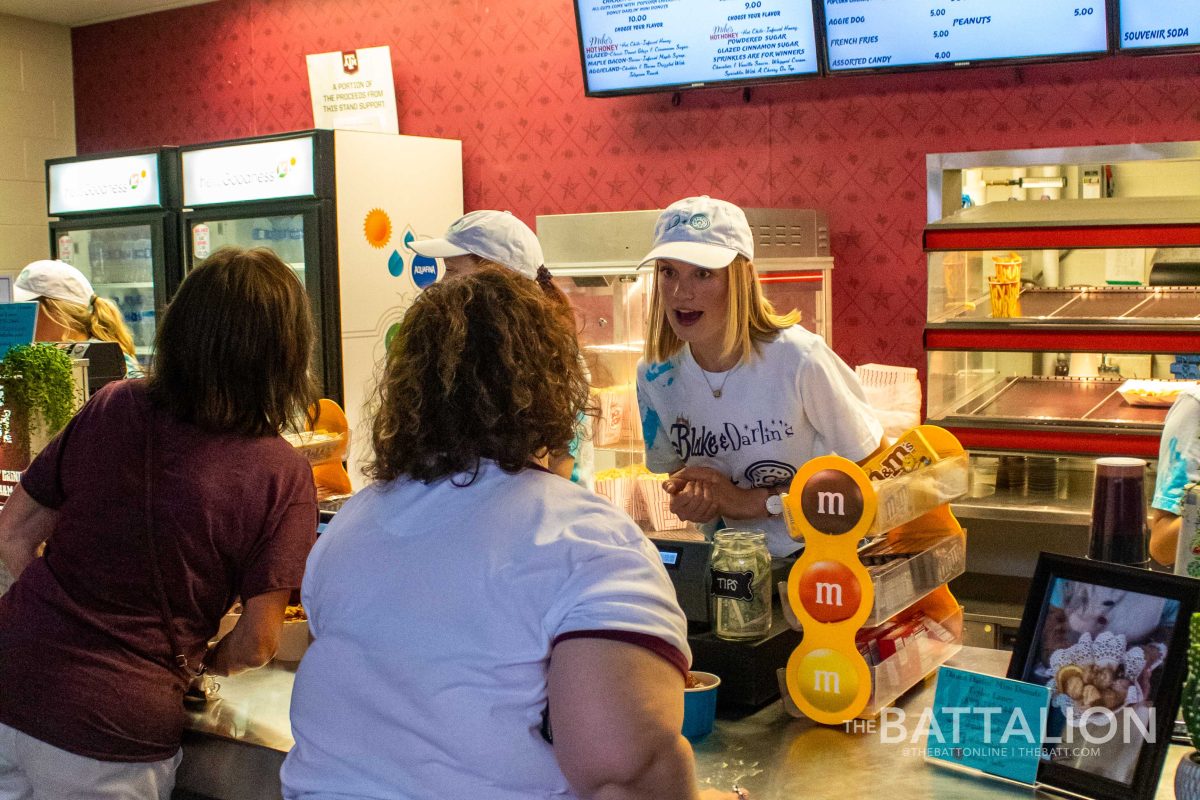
[
  {"left": 14, "top": 260, "right": 95, "bottom": 307},
  {"left": 639, "top": 196, "right": 754, "bottom": 270},
  {"left": 409, "top": 210, "right": 544, "bottom": 280}
]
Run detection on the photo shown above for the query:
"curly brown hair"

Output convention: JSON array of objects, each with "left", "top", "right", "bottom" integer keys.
[{"left": 368, "top": 265, "right": 590, "bottom": 484}]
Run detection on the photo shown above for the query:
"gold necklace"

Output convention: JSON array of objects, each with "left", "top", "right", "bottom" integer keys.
[{"left": 699, "top": 363, "right": 737, "bottom": 398}]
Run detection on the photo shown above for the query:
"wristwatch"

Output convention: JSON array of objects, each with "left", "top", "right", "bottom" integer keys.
[{"left": 764, "top": 489, "right": 785, "bottom": 517}]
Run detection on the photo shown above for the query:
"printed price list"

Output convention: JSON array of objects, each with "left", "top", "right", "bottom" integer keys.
[
  {"left": 579, "top": 0, "right": 819, "bottom": 93},
  {"left": 823, "top": 0, "right": 1108, "bottom": 71}
]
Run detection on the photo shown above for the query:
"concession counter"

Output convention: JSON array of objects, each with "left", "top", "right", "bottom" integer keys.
[{"left": 174, "top": 647, "right": 1187, "bottom": 800}]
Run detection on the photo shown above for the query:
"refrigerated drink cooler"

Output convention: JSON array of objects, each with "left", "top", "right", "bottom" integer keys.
[
  {"left": 179, "top": 130, "right": 462, "bottom": 488},
  {"left": 46, "top": 148, "right": 184, "bottom": 369}
]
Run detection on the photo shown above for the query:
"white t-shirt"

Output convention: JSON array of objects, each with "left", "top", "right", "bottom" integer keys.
[
  {"left": 636, "top": 325, "right": 883, "bottom": 557},
  {"left": 1153, "top": 385, "right": 1200, "bottom": 516},
  {"left": 281, "top": 462, "right": 689, "bottom": 800}
]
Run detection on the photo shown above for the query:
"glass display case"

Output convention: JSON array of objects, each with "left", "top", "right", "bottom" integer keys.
[
  {"left": 922, "top": 195, "right": 1200, "bottom": 559},
  {"left": 925, "top": 196, "right": 1200, "bottom": 462}
]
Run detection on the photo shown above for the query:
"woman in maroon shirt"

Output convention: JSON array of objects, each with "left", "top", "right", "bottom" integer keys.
[{"left": 0, "top": 247, "right": 319, "bottom": 799}]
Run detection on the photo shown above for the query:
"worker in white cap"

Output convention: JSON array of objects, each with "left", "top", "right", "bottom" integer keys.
[
  {"left": 14, "top": 260, "right": 143, "bottom": 378},
  {"left": 636, "top": 196, "right": 884, "bottom": 557},
  {"left": 411, "top": 211, "right": 592, "bottom": 488}
]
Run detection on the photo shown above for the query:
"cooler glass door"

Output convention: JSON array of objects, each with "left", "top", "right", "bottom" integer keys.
[
  {"left": 184, "top": 208, "right": 331, "bottom": 395},
  {"left": 49, "top": 218, "right": 167, "bottom": 367}
]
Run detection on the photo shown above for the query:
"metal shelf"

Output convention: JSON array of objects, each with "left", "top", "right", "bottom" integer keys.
[{"left": 924, "top": 196, "right": 1200, "bottom": 250}]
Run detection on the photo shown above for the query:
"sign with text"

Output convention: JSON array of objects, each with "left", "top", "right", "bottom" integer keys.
[
  {"left": 306, "top": 46, "right": 399, "bottom": 134},
  {"left": 926, "top": 666, "right": 1051, "bottom": 785},
  {"left": 0, "top": 303, "right": 37, "bottom": 359},
  {"left": 823, "top": 0, "right": 1109, "bottom": 73},
  {"left": 1118, "top": 0, "right": 1200, "bottom": 51},
  {"left": 48, "top": 153, "right": 162, "bottom": 215},
  {"left": 182, "top": 137, "right": 317, "bottom": 207},
  {"left": 575, "top": 0, "right": 820, "bottom": 96}
]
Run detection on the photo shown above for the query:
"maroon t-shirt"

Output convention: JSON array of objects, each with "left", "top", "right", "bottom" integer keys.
[{"left": 0, "top": 380, "right": 317, "bottom": 762}]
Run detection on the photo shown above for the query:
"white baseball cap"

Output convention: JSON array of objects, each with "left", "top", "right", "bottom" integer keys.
[
  {"left": 409, "top": 210, "right": 543, "bottom": 280},
  {"left": 14, "top": 260, "right": 95, "bottom": 307},
  {"left": 639, "top": 196, "right": 754, "bottom": 270}
]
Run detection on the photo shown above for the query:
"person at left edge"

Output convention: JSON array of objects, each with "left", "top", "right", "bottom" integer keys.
[
  {"left": 0, "top": 247, "right": 319, "bottom": 799},
  {"left": 1149, "top": 383, "right": 1200, "bottom": 566},
  {"left": 410, "top": 209, "right": 594, "bottom": 488},
  {"left": 14, "top": 259, "right": 144, "bottom": 378},
  {"left": 636, "top": 196, "right": 884, "bottom": 558}
]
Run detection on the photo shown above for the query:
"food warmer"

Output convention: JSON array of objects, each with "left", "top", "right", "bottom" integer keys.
[{"left": 923, "top": 196, "right": 1200, "bottom": 644}]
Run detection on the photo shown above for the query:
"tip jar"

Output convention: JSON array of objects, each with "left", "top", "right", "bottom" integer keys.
[{"left": 710, "top": 529, "right": 773, "bottom": 641}]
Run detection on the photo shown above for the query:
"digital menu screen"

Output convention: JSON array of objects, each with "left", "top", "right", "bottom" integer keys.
[
  {"left": 1118, "top": 0, "right": 1200, "bottom": 51},
  {"left": 575, "top": 0, "right": 820, "bottom": 96},
  {"left": 823, "top": 0, "right": 1109, "bottom": 73}
]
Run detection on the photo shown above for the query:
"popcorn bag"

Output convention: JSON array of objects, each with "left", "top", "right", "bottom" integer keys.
[
  {"left": 636, "top": 474, "right": 686, "bottom": 531},
  {"left": 856, "top": 363, "right": 921, "bottom": 441},
  {"left": 593, "top": 473, "right": 632, "bottom": 515},
  {"left": 592, "top": 385, "right": 637, "bottom": 447}
]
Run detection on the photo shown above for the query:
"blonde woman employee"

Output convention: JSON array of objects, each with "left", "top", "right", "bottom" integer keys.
[
  {"left": 636, "top": 196, "right": 884, "bottom": 557},
  {"left": 15, "top": 260, "right": 144, "bottom": 378}
]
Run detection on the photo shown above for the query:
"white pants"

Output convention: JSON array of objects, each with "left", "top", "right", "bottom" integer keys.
[{"left": 0, "top": 722, "right": 181, "bottom": 800}]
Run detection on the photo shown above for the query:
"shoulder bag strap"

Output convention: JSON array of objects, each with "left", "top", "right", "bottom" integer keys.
[{"left": 140, "top": 409, "right": 198, "bottom": 680}]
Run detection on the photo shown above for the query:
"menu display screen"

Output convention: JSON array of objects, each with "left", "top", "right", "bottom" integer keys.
[
  {"left": 575, "top": 0, "right": 820, "bottom": 96},
  {"left": 823, "top": 0, "right": 1110, "bottom": 73},
  {"left": 1118, "top": 0, "right": 1200, "bottom": 51}
]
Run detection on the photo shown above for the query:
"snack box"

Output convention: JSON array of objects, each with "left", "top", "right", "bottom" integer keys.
[
  {"left": 1117, "top": 379, "right": 1196, "bottom": 408},
  {"left": 863, "top": 427, "right": 940, "bottom": 482}
]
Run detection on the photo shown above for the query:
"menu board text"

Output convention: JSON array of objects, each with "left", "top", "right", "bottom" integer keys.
[
  {"left": 823, "top": 0, "right": 1109, "bottom": 72},
  {"left": 577, "top": 0, "right": 819, "bottom": 94}
]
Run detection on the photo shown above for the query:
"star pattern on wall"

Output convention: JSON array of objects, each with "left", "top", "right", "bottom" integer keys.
[{"left": 71, "top": 0, "right": 1200, "bottom": 374}]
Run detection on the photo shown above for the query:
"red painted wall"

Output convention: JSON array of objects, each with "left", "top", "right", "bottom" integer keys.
[{"left": 72, "top": 0, "right": 1200, "bottom": 369}]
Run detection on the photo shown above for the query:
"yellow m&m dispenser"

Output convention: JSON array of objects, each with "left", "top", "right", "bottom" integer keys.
[
  {"left": 778, "top": 425, "right": 969, "bottom": 725},
  {"left": 783, "top": 458, "right": 877, "bottom": 724}
]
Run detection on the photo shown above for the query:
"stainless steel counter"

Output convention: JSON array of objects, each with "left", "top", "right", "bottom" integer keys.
[{"left": 178, "top": 647, "right": 1189, "bottom": 800}]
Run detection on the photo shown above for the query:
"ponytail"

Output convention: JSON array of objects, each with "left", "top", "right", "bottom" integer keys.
[
  {"left": 40, "top": 296, "right": 139, "bottom": 362},
  {"left": 89, "top": 296, "right": 139, "bottom": 361},
  {"left": 535, "top": 265, "right": 571, "bottom": 311}
]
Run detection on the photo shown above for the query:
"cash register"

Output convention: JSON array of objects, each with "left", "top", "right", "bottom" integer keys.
[{"left": 649, "top": 530, "right": 802, "bottom": 709}]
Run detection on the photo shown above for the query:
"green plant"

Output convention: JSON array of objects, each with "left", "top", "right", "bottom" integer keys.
[
  {"left": 1183, "top": 613, "right": 1200, "bottom": 748},
  {"left": 0, "top": 344, "right": 76, "bottom": 442}
]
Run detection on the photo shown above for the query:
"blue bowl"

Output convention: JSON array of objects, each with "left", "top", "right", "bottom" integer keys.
[{"left": 682, "top": 671, "right": 720, "bottom": 743}]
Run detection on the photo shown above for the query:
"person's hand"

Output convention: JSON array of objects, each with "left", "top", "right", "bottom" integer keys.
[
  {"left": 669, "top": 477, "right": 719, "bottom": 523},
  {"left": 672, "top": 467, "right": 769, "bottom": 521}
]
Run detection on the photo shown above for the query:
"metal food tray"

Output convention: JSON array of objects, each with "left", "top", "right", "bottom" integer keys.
[
  {"left": 945, "top": 376, "right": 1169, "bottom": 428},
  {"left": 946, "top": 286, "right": 1200, "bottom": 322}
]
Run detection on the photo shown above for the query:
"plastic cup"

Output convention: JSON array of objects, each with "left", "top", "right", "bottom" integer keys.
[
  {"left": 988, "top": 278, "right": 1021, "bottom": 318},
  {"left": 1087, "top": 457, "right": 1148, "bottom": 568},
  {"left": 682, "top": 671, "right": 720, "bottom": 742}
]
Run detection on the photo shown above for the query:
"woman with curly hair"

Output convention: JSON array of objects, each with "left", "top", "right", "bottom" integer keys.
[
  {"left": 282, "top": 267, "right": 736, "bottom": 800},
  {"left": 410, "top": 209, "right": 592, "bottom": 486}
]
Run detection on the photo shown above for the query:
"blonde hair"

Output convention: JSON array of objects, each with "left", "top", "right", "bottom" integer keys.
[
  {"left": 40, "top": 296, "right": 139, "bottom": 363},
  {"left": 644, "top": 254, "right": 800, "bottom": 365}
]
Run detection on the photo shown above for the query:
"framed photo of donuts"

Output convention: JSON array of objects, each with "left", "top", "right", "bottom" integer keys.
[{"left": 1008, "top": 553, "right": 1200, "bottom": 800}]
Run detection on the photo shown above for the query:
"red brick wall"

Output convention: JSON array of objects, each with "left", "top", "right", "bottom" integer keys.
[{"left": 72, "top": 0, "right": 1200, "bottom": 368}]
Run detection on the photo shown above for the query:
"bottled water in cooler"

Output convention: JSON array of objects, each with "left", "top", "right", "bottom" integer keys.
[{"left": 88, "top": 231, "right": 110, "bottom": 284}]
